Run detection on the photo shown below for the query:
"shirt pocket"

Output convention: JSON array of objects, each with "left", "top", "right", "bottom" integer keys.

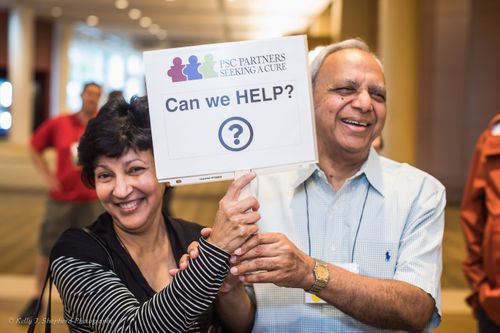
[{"left": 354, "top": 241, "right": 398, "bottom": 279}]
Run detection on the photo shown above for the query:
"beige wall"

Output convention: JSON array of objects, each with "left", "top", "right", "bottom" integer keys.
[{"left": 418, "top": 0, "right": 500, "bottom": 202}]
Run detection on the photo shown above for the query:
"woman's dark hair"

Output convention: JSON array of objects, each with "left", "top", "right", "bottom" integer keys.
[{"left": 78, "top": 96, "right": 153, "bottom": 188}]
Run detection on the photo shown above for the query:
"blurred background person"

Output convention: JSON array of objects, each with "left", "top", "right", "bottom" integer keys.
[
  {"left": 371, "top": 135, "right": 384, "bottom": 153},
  {"left": 461, "top": 113, "right": 500, "bottom": 333},
  {"left": 107, "top": 90, "right": 124, "bottom": 102},
  {"left": 18, "top": 82, "right": 104, "bottom": 322}
]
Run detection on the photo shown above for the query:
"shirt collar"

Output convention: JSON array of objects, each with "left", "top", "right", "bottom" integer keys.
[{"left": 292, "top": 148, "right": 385, "bottom": 197}]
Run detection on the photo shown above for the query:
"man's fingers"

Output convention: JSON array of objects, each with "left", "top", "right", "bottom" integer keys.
[
  {"left": 178, "top": 253, "right": 190, "bottom": 269},
  {"left": 200, "top": 227, "right": 212, "bottom": 238},
  {"left": 233, "top": 232, "right": 280, "bottom": 256},
  {"left": 238, "top": 270, "right": 278, "bottom": 284},
  {"left": 187, "top": 241, "right": 199, "bottom": 259},
  {"left": 230, "top": 256, "right": 277, "bottom": 276}
]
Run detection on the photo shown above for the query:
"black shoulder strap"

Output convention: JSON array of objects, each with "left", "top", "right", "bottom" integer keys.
[
  {"left": 27, "top": 267, "right": 51, "bottom": 333},
  {"left": 27, "top": 228, "right": 115, "bottom": 333},
  {"left": 82, "top": 227, "right": 115, "bottom": 271}
]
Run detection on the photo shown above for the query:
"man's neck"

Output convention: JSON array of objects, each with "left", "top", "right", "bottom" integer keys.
[
  {"left": 318, "top": 150, "right": 368, "bottom": 191},
  {"left": 77, "top": 109, "right": 94, "bottom": 126}
]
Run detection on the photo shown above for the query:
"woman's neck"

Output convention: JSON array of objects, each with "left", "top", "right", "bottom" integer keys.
[{"left": 114, "top": 215, "right": 169, "bottom": 256}]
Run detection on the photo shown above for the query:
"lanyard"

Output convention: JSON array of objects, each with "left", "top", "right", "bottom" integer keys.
[{"left": 303, "top": 177, "right": 370, "bottom": 262}]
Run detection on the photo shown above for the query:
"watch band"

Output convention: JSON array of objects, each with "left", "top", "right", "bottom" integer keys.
[{"left": 306, "top": 259, "right": 329, "bottom": 295}]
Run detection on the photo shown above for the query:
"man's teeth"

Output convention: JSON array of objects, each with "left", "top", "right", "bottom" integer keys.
[{"left": 343, "top": 119, "right": 369, "bottom": 127}]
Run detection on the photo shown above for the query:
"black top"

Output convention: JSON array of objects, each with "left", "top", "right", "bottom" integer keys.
[{"left": 50, "top": 212, "right": 230, "bottom": 332}]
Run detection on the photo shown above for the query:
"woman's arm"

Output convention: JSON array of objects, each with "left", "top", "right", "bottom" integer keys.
[{"left": 52, "top": 237, "right": 230, "bottom": 332}]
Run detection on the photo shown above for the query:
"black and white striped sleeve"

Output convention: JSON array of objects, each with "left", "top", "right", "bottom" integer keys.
[{"left": 51, "top": 237, "right": 230, "bottom": 332}]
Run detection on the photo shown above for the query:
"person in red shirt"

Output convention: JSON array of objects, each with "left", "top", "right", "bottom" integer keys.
[
  {"left": 19, "top": 82, "right": 104, "bottom": 323},
  {"left": 461, "top": 113, "right": 500, "bottom": 333}
]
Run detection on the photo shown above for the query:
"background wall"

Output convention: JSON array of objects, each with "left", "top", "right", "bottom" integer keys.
[{"left": 418, "top": 0, "right": 500, "bottom": 203}]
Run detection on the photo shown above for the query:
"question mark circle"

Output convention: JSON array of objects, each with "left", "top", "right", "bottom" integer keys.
[{"left": 218, "top": 117, "right": 254, "bottom": 152}]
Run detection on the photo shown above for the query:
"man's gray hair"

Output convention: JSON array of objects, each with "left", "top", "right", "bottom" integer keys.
[{"left": 310, "top": 38, "right": 383, "bottom": 85}]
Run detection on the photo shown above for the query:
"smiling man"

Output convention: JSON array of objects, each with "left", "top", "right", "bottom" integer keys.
[{"left": 228, "top": 39, "right": 446, "bottom": 332}]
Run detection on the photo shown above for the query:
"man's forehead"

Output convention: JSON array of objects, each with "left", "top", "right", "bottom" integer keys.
[{"left": 322, "top": 49, "right": 385, "bottom": 82}]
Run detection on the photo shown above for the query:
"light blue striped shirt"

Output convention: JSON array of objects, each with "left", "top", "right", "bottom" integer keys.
[{"left": 249, "top": 149, "right": 445, "bottom": 332}]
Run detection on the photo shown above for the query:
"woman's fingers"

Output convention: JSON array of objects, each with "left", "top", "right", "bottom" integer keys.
[{"left": 223, "top": 172, "right": 256, "bottom": 201}]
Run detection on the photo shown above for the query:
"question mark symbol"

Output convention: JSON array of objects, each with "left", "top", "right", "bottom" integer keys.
[
  {"left": 229, "top": 124, "right": 243, "bottom": 145},
  {"left": 285, "top": 84, "right": 294, "bottom": 98}
]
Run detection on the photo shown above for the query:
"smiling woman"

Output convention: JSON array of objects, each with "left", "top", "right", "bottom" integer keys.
[{"left": 48, "top": 96, "right": 258, "bottom": 332}]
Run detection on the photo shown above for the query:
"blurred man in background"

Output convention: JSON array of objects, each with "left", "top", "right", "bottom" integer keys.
[{"left": 19, "top": 82, "right": 104, "bottom": 322}]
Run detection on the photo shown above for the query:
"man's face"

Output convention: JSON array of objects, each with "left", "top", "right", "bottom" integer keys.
[
  {"left": 81, "top": 84, "right": 102, "bottom": 114},
  {"left": 313, "top": 49, "right": 386, "bottom": 158}
]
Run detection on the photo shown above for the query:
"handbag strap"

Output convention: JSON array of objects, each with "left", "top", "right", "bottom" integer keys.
[
  {"left": 82, "top": 227, "right": 115, "bottom": 271},
  {"left": 27, "top": 227, "right": 115, "bottom": 333},
  {"left": 27, "top": 267, "right": 52, "bottom": 333}
]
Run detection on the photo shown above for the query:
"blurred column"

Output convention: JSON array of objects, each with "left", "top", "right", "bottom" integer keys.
[
  {"left": 50, "top": 21, "right": 73, "bottom": 117},
  {"left": 7, "top": 4, "right": 34, "bottom": 145},
  {"left": 335, "top": 0, "right": 378, "bottom": 51},
  {"left": 378, "top": 0, "right": 418, "bottom": 164}
]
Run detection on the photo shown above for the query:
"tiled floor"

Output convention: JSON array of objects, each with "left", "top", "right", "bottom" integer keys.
[{"left": 0, "top": 142, "right": 477, "bottom": 332}]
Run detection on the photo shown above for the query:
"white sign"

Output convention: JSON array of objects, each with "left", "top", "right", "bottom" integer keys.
[{"left": 143, "top": 35, "right": 317, "bottom": 186}]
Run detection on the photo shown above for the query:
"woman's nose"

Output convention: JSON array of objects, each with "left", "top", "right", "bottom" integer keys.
[{"left": 112, "top": 175, "right": 132, "bottom": 198}]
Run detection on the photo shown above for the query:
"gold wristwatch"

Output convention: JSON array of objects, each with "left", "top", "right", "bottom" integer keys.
[{"left": 306, "top": 259, "right": 329, "bottom": 295}]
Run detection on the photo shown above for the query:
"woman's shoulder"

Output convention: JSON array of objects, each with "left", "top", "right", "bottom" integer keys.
[{"left": 50, "top": 225, "right": 113, "bottom": 269}]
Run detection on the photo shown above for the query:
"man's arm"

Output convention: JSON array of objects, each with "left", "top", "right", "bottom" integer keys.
[
  {"left": 460, "top": 132, "right": 488, "bottom": 309},
  {"left": 230, "top": 233, "right": 434, "bottom": 333},
  {"left": 29, "top": 144, "right": 60, "bottom": 191},
  {"left": 312, "top": 262, "right": 434, "bottom": 332}
]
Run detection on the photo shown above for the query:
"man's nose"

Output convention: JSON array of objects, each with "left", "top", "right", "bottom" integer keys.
[{"left": 351, "top": 90, "right": 372, "bottom": 112}]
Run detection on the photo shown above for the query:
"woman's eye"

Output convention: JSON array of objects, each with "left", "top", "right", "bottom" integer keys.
[
  {"left": 96, "top": 172, "right": 111, "bottom": 181},
  {"left": 129, "top": 166, "right": 145, "bottom": 174}
]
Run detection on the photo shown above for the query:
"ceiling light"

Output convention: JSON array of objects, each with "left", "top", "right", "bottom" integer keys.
[
  {"left": 149, "top": 24, "right": 160, "bottom": 34},
  {"left": 115, "top": 0, "right": 129, "bottom": 10},
  {"left": 0, "top": 111, "right": 12, "bottom": 131},
  {"left": 0, "top": 81, "right": 12, "bottom": 108},
  {"left": 86, "top": 15, "right": 99, "bottom": 26},
  {"left": 129, "top": 8, "right": 141, "bottom": 20},
  {"left": 139, "top": 16, "right": 152, "bottom": 28},
  {"left": 50, "top": 6, "right": 63, "bottom": 18},
  {"left": 165, "top": 0, "right": 176, "bottom": 2}
]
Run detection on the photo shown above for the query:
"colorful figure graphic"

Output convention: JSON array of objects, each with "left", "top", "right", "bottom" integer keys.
[
  {"left": 199, "top": 54, "right": 218, "bottom": 78},
  {"left": 183, "top": 55, "right": 203, "bottom": 80},
  {"left": 167, "top": 57, "right": 187, "bottom": 82}
]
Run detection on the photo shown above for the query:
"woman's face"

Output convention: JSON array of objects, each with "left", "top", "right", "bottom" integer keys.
[{"left": 94, "top": 149, "right": 165, "bottom": 233}]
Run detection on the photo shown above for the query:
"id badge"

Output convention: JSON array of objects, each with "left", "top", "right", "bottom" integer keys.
[{"left": 304, "top": 262, "right": 359, "bottom": 304}]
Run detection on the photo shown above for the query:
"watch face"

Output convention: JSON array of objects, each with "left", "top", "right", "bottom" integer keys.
[{"left": 316, "top": 264, "right": 329, "bottom": 281}]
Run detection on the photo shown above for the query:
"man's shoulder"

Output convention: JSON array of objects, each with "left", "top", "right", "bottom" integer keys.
[
  {"left": 378, "top": 156, "right": 445, "bottom": 193},
  {"left": 253, "top": 167, "right": 309, "bottom": 192}
]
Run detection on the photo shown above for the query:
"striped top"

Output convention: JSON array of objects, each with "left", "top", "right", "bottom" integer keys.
[{"left": 51, "top": 233, "right": 230, "bottom": 332}]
